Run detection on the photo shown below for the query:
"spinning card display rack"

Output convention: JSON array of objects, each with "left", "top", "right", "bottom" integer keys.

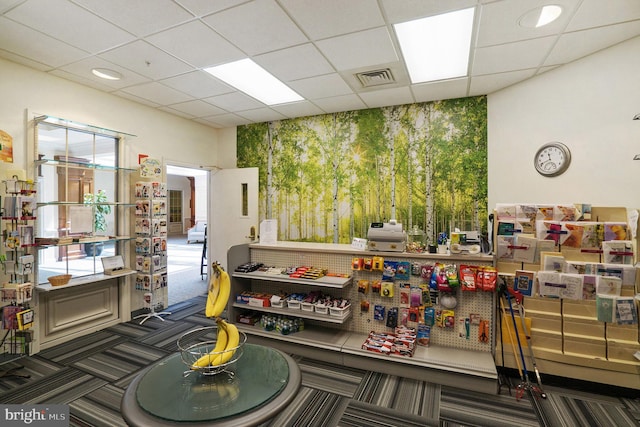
[{"left": 133, "top": 181, "right": 170, "bottom": 324}]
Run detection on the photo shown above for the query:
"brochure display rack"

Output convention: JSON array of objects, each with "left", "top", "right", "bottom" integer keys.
[
  {"left": 133, "top": 181, "right": 170, "bottom": 324},
  {"left": 493, "top": 204, "right": 640, "bottom": 390},
  {"left": 0, "top": 176, "right": 36, "bottom": 359}
]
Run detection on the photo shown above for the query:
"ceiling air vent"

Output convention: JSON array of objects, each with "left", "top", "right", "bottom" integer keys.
[{"left": 355, "top": 68, "right": 396, "bottom": 88}]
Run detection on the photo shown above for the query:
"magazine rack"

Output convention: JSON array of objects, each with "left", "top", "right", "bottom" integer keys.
[{"left": 133, "top": 181, "right": 170, "bottom": 324}]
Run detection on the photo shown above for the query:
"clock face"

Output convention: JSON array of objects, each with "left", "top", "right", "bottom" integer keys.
[{"left": 534, "top": 142, "right": 571, "bottom": 176}]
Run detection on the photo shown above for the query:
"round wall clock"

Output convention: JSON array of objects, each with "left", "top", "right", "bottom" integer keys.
[{"left": 534, "top": 142, "right": 571, "bottom": 177}]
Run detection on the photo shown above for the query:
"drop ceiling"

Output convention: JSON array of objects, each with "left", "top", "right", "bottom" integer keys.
[{"left": 1, "top": 0, "right": 639, "bottom": 129}]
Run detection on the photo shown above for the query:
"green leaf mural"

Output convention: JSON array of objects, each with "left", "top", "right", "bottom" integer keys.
[{"left": 237, "top": 96, "right": 487, "bottom": 245}]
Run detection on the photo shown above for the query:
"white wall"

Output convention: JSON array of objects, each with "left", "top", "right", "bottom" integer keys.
[
  {"left": 0, "top": 57, "right": 222, "bottom": 317},
  {"left": 0, "top": 58, "right": 220, "bottom": 171},
  {"left": 488, "top": 36, "right": 640, "bottom": 210}
]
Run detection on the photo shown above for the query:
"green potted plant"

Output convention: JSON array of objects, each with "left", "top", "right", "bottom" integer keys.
[{"left": 83, "top": 189, "right": 111, "bottom": 256}]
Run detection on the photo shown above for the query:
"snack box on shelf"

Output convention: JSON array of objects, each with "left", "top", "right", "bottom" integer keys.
[
  {"left": 235, "top": 291, "right": 272, "bottom": 307},
  {"left": 237, "top": 312, "right": 261, "bottom": 325},
  {"left": 248, "top": 295, "right": 271, "bottom": 308},
  {"left": 329, "top": 304, "right": 351, "bottom": 317},
  {"left": 300, "top": 302, "right": 315, "bottom": 312},
  {"left": 270, "top": 295, "right": 287, "bottom": 308},
  {"left": 287, "top": 300, "right": 302, "bottom": 310},
  {"left": 361, "top": 327, "right": 417, "bottom": 357},
  {"left": 314, "top": 303, "right": 329, "bottom": 315}
]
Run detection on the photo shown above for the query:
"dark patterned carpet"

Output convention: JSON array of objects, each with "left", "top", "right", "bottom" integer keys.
[{"left": 0, "top": 295, "right": 638, "bottom": 427}]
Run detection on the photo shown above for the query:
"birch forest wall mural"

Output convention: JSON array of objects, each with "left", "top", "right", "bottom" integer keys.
[{"left": 237, "top": 95, "right": 487, "bottom": 245}]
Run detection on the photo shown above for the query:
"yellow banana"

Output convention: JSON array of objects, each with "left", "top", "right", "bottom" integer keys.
[
  {"left": 209, "top": 269, "right": 230, "bottom": 318},
  {"left": 191, "top": 323, "right": 228, "bottom": 368},
  {"left": 217, "top": 321, "right": 239, "bottom": 365},
  {"left": 205, "top": 268, "right": 221, "bottom": 317}
]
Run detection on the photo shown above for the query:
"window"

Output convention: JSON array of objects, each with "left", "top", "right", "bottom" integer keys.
[
  {"left": 168, "top": 190, "right": 182, "bottom": 224},
  {"left": 34, "top": 116, "right": 131, "bottom": 283}
]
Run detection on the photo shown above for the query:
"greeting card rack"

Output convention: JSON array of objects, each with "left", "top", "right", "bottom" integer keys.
[
  {"left": 132, "top": 180, "right": 170, "bottom": 324},
  {"left": 0, "top": 176, "right": 36, "bottom": 359}
]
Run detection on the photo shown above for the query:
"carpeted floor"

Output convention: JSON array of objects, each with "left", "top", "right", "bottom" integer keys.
[{"left": 0, "top": 295, "right": 638, "bottom": 427}]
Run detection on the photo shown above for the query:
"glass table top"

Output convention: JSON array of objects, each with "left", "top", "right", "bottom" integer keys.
[{"left": 136, "top": 343, "right": 289, "bottom": 422}]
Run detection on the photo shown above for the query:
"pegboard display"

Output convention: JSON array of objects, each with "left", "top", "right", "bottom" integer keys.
[{"left": 246, "top": 245, "right": 495, "bottom": 353}]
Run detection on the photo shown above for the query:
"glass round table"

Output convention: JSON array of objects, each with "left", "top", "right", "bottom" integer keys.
[{"left": 121, "top": 343, "right": 301, "bottom": 426}]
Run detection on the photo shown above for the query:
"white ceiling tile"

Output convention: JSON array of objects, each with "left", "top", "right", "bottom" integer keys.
[
  {"left": 48, "top": 68, "right": 117, "bottom": 92},
  {"left": 288, "top": 74, "right": 353, "bottom": 99},
  {"left": 312, "top": 94, "right": 367, "bottom": 113},
  {"left": 280, "top": 0, "right": 384, "bottom": 40},
  {"left": 476, "top": 0, "right": 580, "bottom": 47},
  {"left": 113, "top": 90, "right": 161, "bottom": 108},
  {"left": 254, "top": 44, "right": 335, "bottom": 82},
  {"left": 380, "top": 0, "right": 477, "bottom": 23},
  {"left": 468, "top": 69, "right": 535, "bottom": 96},
  {"left": 198, "top": 113, "right": 251, "bottom": 127},
  {"left": 159, "top": 71, "right": 234, "bottom": 98},
  {"left": 411, "top": 78, "right": 469, "bottom": 102},
  {"left": 0, "top": 17, "right": 88, "bottom": 67},
  {"left": 164, "top": 100, "right": 227, "bottom": 117},
  {"left": 120, "top": 82, "right": 193, "bottom": 105},
  {"left": 316, "top": 27, "right": 399, "bottom": 71},
  {"left": 193, "top": 117, "right": 223, "bottom": 128},
  {"left": 0, "top": 0, "right": 24, "bottom": 14},
  {"left": 72, "top": 0, "right": 194, "bottom": 37},
  {"left": 203, "top": 0, "right": 307, "bottom": 55},
  {"left": 203, "top": 92, "right": 265, "bottom": 111},
  {"left": 359, "top": 86, "right": 414, "bottom": 108},
  {"left": 56, "top": 57, "right": 151, "bottom": 89},
  {"left": 0, "top": 49, "right": 52, "bottom": 71},
  {"left": 235, "top": 108, "right": 287, "bottom": 123},
  {"left": 147, "top": 20, "right": 245, "bottom": 68},
  {"left": 472, "top": 36, "right": 556, "bottom": 75},
  {"left": 2, "top": 0, "right": 640, "bottom": 129},
  {"left": 175, "top": 0, "right": 249, "bottom": 17},
  {"left": 270, "top": 101, "right": 325, "bottom": 118},
  {"left": 158, "top": 106, "right": 196, "bottom": 119},
  {"left": 6, "top": 0, "right": 135, "bottom": 53},
  {"left": 567, "top": 0, "right": 640, "bottom": 32},
  {"left": 536, "top": 65, "right": 560, "bottom": 75},
  {"left": 99, "top": 40, "right": 194, "bottom": 80},
  {"left": 545, "top": 21, "right": 640, "bottom": 66}
]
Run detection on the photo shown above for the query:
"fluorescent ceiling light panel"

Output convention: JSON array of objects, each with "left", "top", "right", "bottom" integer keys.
[
  {"left": 204, "top": 59, "right": 303, "bottom": 105},
  {"left": 395, "top": 8, "right": 475, "bottom": 84}
]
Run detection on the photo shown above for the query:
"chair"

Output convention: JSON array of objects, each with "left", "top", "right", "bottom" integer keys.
[{"left": 187, "top": 221, "right": 206, "bottom": 243}]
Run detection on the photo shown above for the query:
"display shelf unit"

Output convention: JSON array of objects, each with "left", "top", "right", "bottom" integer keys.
[
  {"left": 228, "top": 242, "right": 498, "bottom": 394},
  {"left": 494, "top": 205, "right": 640, "bottom": 390},
  {"left": 232, "top": 302, "right": 352, "bottom": 324},
  {"left": 132, "top": 181, "right": 170, "bottom": 324},
  {"left": 0, "top": 177, "right": 36, "bottom": 359},
  {"left": 31, "top": 114, "right": 136, "bottom": 352},
  {"left": 33, "top": 235, "right": 134, "bottom": 248},
  {"left": 35, "top": 269, "right": 136, "bottom": 292},
  {"left": 232, "top": 271, "right": 351, "bottom": 288}
]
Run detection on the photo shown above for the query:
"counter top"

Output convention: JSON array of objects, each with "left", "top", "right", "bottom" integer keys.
[{"left": 249, "top": 241, "right": 493, "bottom": 262}]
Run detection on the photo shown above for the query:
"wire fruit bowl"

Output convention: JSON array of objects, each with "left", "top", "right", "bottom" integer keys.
[
  {"left": 177, "top": 326, "right": 247, "bottom": 377},
  {"left": 48, "top": 274, "right": 72, "bottom": 286}
]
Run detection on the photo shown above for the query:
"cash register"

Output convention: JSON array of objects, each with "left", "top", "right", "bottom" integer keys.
[{"left": 367, "top": 220, "right": 406, "bottom": 252}]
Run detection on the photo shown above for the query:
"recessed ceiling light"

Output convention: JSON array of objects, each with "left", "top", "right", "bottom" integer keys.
[
  {"left": 519, "top": 5, "right": 563, "bottom": 28},
  {"left": 395, "top": 8, "right": 475, "bottom": 84},
  {"left": 204, "top": 59, "right": 303, "bottom": 105},
  {"left": 91, "top": 68, "right": 122, "bottom": 80}
]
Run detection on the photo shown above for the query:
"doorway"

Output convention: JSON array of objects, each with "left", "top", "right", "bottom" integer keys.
[{"left": 165, "top": 164, "right": 209, "bottom": 306}]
